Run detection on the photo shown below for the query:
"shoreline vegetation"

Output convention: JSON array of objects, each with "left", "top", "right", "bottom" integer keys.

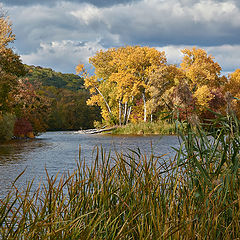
[
  {"left": 74, "top": 121, "right": 176, "bottom": 135},
  {"left": 111, "top": 121, "right": 177, "bottom": 135},
  {"left": 1, "top": 113, "right": 239, "bottom": 239}
]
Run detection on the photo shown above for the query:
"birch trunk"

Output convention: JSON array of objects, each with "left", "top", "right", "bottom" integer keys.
[
  {"left": 123, "top": 102, "right": 127, "bottom": 125},
  {"left": 119, "top": 100, "right": 122, "bottom": 126},
  {"left": 126, "top": 106, "right": 132, "bottom": 124},
  {"left": 95, "top": 86, "right": 112, "bottom": 117},
  {"left": 142, "top": 92, "right": 147, "bottom": 122}
]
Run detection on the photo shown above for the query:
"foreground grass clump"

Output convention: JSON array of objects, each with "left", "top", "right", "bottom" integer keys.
[
  {"left": 0, "top": 114, "right": 239, "bottom": 239},
  {"left": 112, "top": 121, "right": 176, "bottom": 135}
]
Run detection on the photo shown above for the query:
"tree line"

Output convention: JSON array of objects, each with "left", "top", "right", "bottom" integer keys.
[
  {"left": 77, "top": 46, "right": 240, "bottom": 126},
  {"left": 0, "top": 14, "right": 100, "bottom": 141}
]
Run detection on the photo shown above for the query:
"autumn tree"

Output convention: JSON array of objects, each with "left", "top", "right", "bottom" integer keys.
[
  {"left": 109, "top": 46, "right": 167, "bottom": 123},
  {"left": 0, "top": 12, "right": 26, "bottom": 140},
  {"left": 179, "top": 47, "right": 226, "bottom": 119},
  {"left": 76, "top": 62, "right": 116, "bottom": 124},
  {"left": 0, "top": 14, "right": 26, "bottom": 114},
  {"left": 224, "top": 69, "right": 240, "bottom": 118},
  {"left": 79, "top": 46, "right": 167, "bottom": 125},
  {"left": 148, "top": 65, "right": 187, "bottom": 119},
  {"left": 12, "top": 78, "right": 51, "bottom": 135}
]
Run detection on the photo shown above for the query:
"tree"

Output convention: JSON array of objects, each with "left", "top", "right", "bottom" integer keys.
[
  {"left": 42, "top": 86, "right": 101, "bottom": 130},
  {"left": 12, "top": 78, "right": 50, "bottom": 135},
  {"left": 110, "top": 46, "right": 167, "bottom": 122},
  {"left": 0, "top": 13, "right": 14, "bottom": 48},
  {"left": 148, "top": 65, "right": 186, "bottom": 119},
  {"left": 0, "top": 12, "right": 26, "bottom": 140},
  {"left": 224, "top": 69, "right": 240, "bottom": 118},
  {"left": 80, "top": 46, "right": 167, "bottom": 125},
  {"left": 180, "top": 47, "right": 226, "bottom": 120},
  {"left": 180, "top": 47, "right": 223, "bottom": 89},
  {"left": 0, "top": 13, "right": 26, "bottom": 114}
]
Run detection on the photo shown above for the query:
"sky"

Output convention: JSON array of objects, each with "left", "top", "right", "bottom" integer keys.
[{"left": 1, "top": 0, "right": 240, "bottom": 75}]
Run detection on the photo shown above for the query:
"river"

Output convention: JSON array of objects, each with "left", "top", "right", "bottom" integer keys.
[{"left": 0, "top": 132, "right": 180, "bottom": 198}]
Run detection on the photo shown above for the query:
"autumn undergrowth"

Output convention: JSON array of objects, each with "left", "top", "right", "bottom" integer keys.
[
  {"left": 0, "top": 113, "right": 240, "bottom": 239},
  {"left": 112, "top": 120, "right": 176, "bottom": 135}
]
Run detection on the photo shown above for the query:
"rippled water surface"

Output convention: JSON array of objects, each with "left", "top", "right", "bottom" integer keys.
[{"left": 0, "top": 132, "right": 180, "bottom": 198}]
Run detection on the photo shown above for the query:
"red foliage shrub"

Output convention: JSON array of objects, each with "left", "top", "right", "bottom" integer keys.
[{"left": 14, "top": 118, "right": 33, "bottom": 137}]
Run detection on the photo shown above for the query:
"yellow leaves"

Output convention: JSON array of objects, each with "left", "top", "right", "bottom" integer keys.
[
  {"left": 148, "top": 65, "right": 185, "bottom": 112},
  {"left": 225, "top": 69, "right": 240, "bottom": 97},
  {"left": 0, "top": 16, "right": 15, "bottom": 49},
  {"left": 87, "top": 94, "right": 101, "bottom": 106},
  {"left": 224, "top": 69, "right": 240, "bottom": 118},
  {"left": 181, "top": 47, "right": 221, "bottom": 88},
  {"left": 80, "top": 46, "right": 168, "bottom": 123},
  {"left": 84, "top": 76, "right": 98, "bottom": 90},
  {"left": 75, "top": 64, "right": 85, "bottom": 75},
  {"left": 193, "top": 85, "right": 214, "bottom": 110}
]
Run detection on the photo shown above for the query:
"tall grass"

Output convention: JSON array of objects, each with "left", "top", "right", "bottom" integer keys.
[
  {"left": 0, "top": 113, "right": 239, "bottom": 239},
  {"left": 112, "top": 121, "right": 176, "bottom": 135}
]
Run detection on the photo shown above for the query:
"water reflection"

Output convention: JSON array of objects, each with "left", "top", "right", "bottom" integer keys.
[
  {"left": 0, "top": 132, "right": 180, "bottom": 198},
  {"left": 0, "top": 139, "right": 50, "bottom": 165}
]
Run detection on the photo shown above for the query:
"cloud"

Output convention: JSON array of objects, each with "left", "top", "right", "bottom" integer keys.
[
  {"left": 206, "top": 44, "right": 240, "bottom": 75},
  {"left": 21, "top": 40, "right": 105, "bottom": 73},
  {"left": 1, "top": 0, "right": 140, "bottom": 7},
  {"left": 157, "top": 44, "right": 240, "bottom": 74},
  {"left": 99, "top": 0, "right": 240, "bottom": 46},
  {"left": 21, "top": 41, "right": 240, "bottom": 74},
  {"left": 3, "top": 0, "right": 240, "bottom": 73},
  {"left": 8, "top": 2, "right": 120, "bottom": 53}
]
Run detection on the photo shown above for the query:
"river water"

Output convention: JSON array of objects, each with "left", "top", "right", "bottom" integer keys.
[{"left": 0, "top": 132, "right": 180, "bottom": 198}]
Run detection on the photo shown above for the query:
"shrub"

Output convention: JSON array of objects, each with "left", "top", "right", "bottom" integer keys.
[{"left": 0, "top": 113, "right": 16, "bottom": 142}]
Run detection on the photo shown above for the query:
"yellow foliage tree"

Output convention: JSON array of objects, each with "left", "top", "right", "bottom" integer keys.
[
  {"left": 148, "top": 65, "right": 186, "bottom": 117},
  {"left": 0, "top": 13, "right": 26, "bottom": 115},
  {"left": 0, "top": 14, "right": 15, "bottom": 48},
  {"left": 224, "top": 69, "right": 240, "bottom": 117},
  {"left": 79, "top": 46, "right": 166, "bottom": 125},
  {"left": 193, "top": 85, "right": 214, "bottom": 111},
  {"left": 181, "top": 47, "right": 223, "bottom": 89},
  {"left": 76, "top": 59, "right": 116, "bottom": 124},
  {"left": 109, "top": 46, "right": 167, "bottom": 123},
  {"left": 180, "top": 47, "right": 226, "bottom": 118}
]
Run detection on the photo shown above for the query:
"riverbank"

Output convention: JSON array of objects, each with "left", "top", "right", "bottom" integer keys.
[
  {"left": 75, "top": 121, "right": 178, "bottom": 135},
  {"left": 111, "top": 121, "right": 177, "bottom": 135}
]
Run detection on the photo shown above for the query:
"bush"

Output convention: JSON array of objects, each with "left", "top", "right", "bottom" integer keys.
[{"left": 0, "top": 113, "right": 16, "bottom": 142}]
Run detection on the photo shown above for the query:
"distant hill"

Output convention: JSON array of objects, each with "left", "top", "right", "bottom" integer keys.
[
  {"left": 22, "top": 65, "right": 101, "bottom": 131},
  {"left": 25, "top": 65, "right": 84, "bottom": 91}
]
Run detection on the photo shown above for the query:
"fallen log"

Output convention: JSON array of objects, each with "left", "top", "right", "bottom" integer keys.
[{"left": 75, "top": 126, "right": 118, "bottom": 134}]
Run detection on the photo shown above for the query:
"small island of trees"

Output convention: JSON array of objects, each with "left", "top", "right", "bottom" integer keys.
[{"left": 77, "top": 46, "right": 240, "bottom": 132}]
